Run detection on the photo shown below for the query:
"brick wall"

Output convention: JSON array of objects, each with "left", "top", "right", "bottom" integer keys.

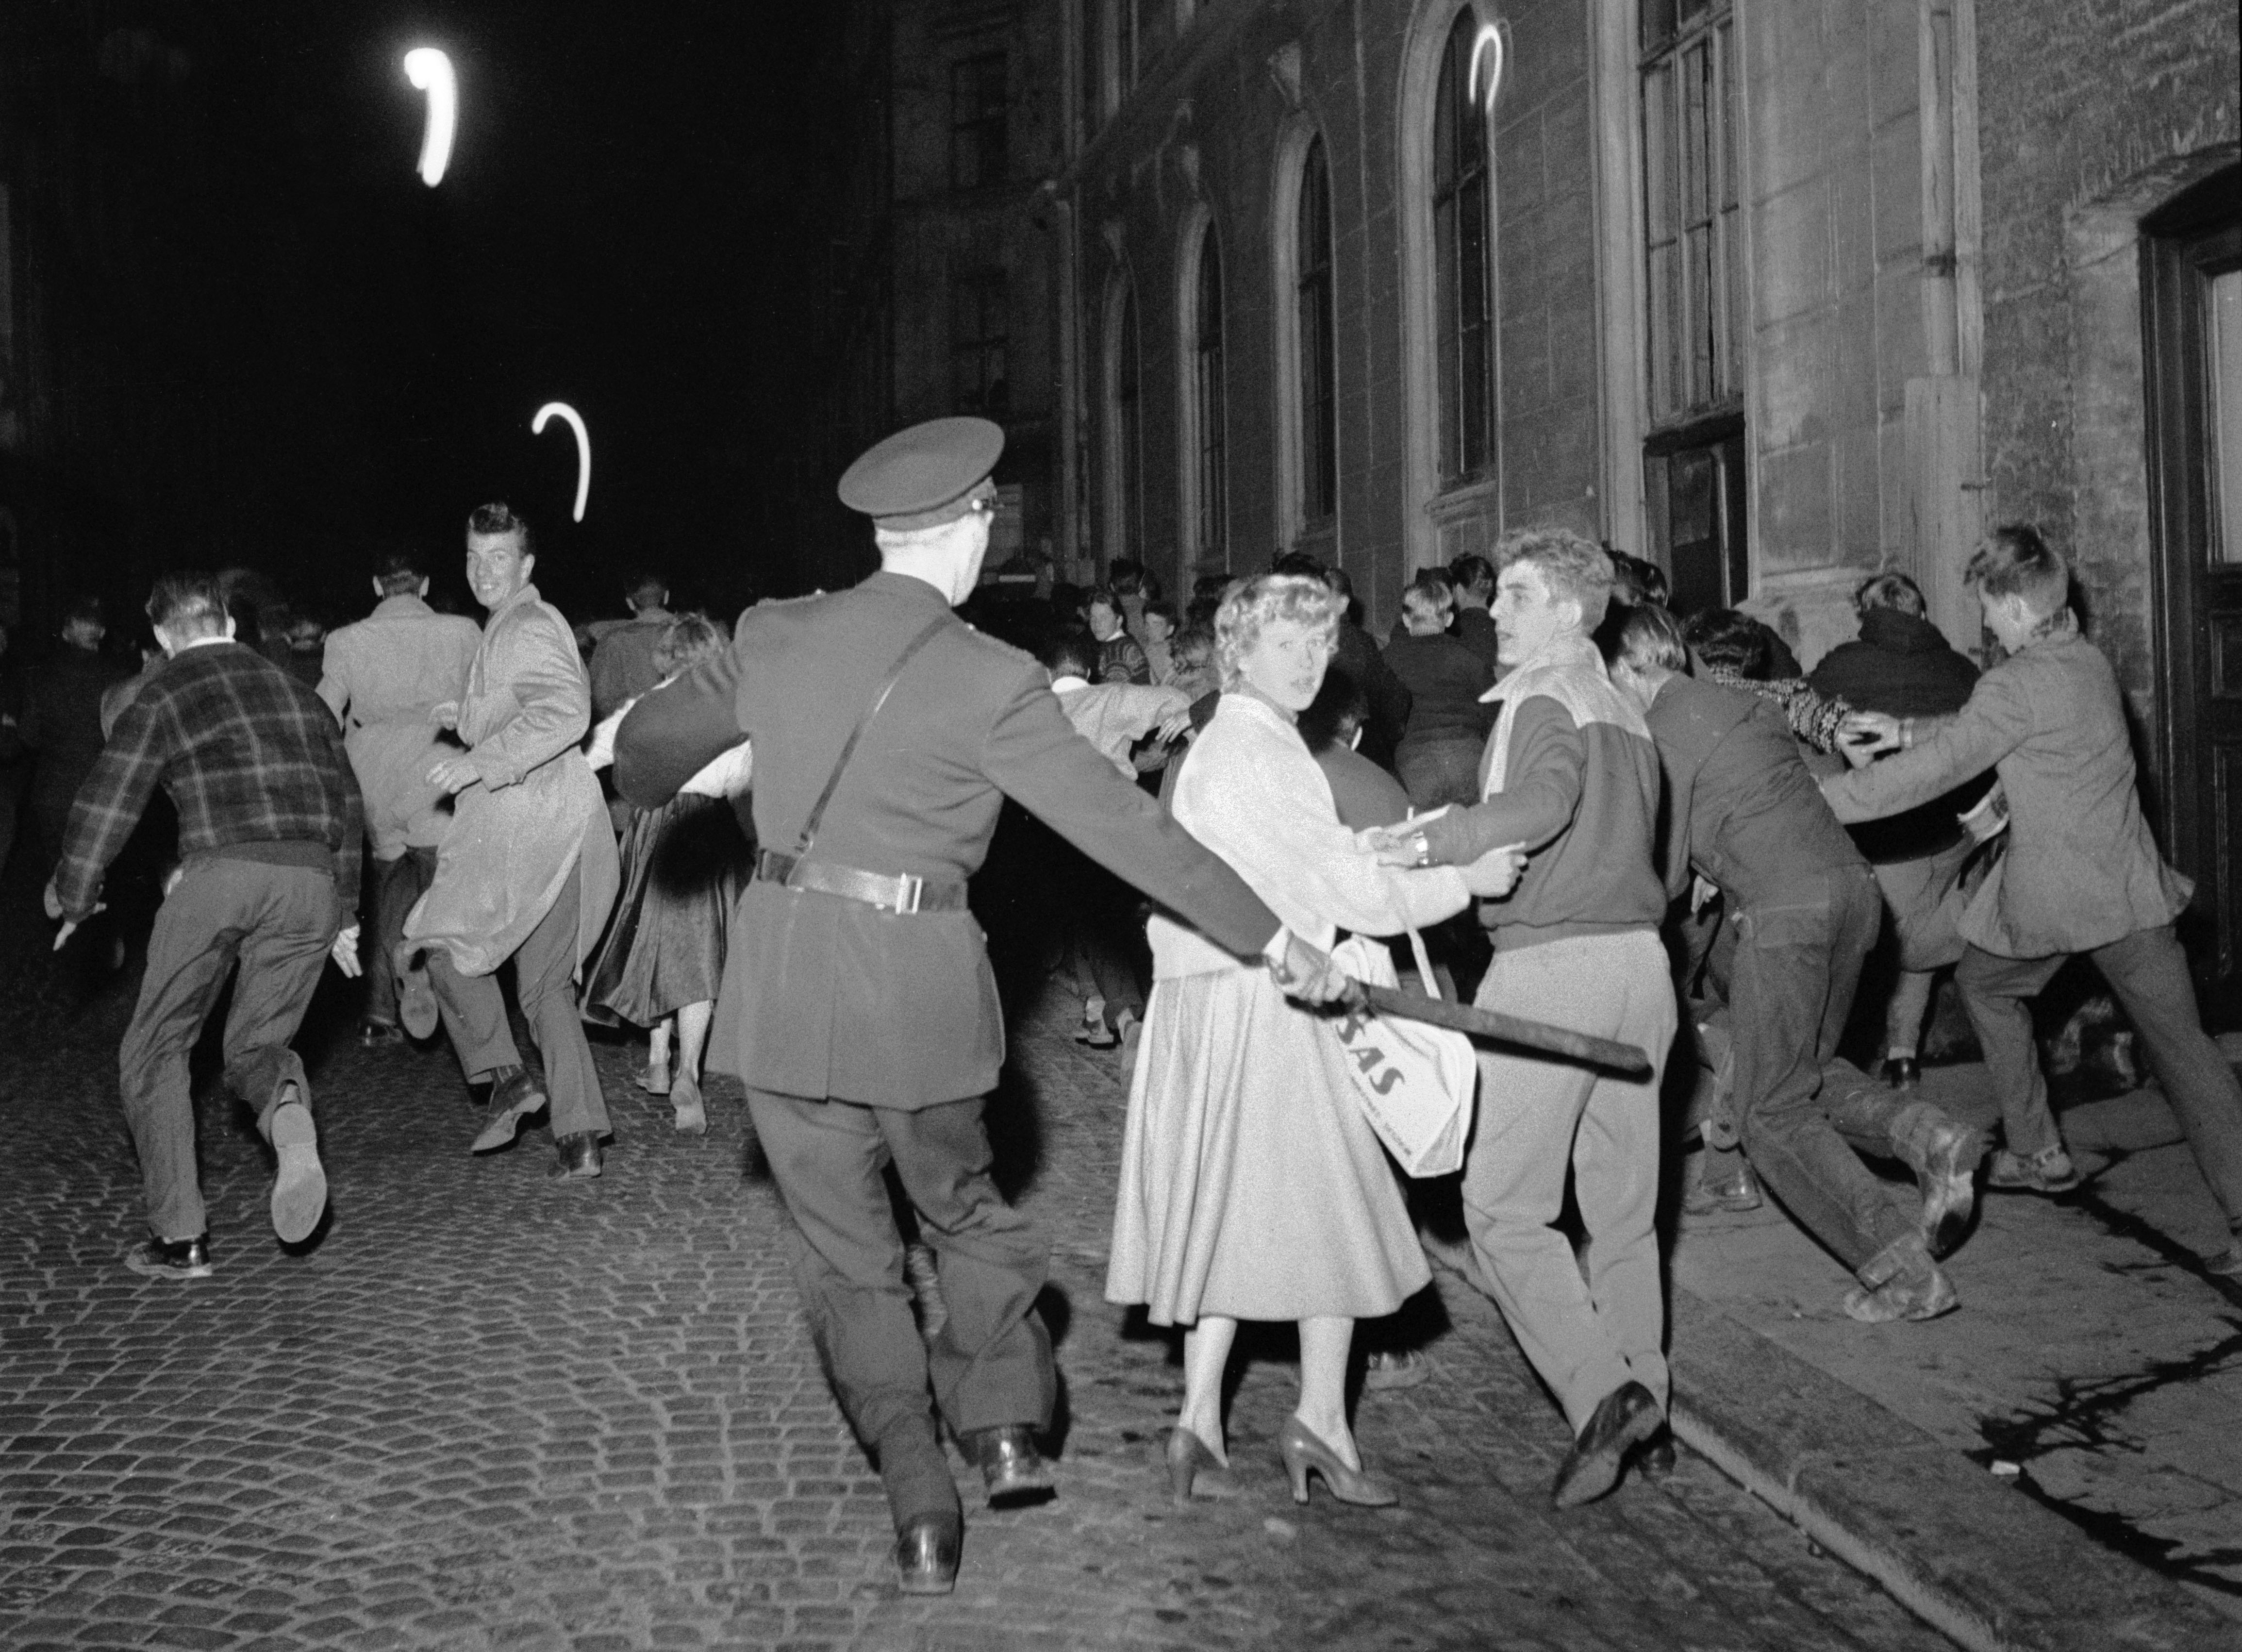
[{"left": 1976, "top": 0, "right": 2239, "bottom": 710}]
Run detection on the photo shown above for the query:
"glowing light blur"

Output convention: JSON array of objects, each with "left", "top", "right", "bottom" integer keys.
[
  {"left": 402, "top": 48, "right": 456, "bottom": 187},
  {"left": 1467, "top": 23, "right": 1505, "bottom": 117},
  {"left": 532, "top": 402, "right": 592, "bottom": 522}
]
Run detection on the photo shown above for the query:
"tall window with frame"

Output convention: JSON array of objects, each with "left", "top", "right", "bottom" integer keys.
[
  {"left": 1297, "top": 135, "right": 1339, "bottom": 524},
  {"left": 950, "top": 52, "right": 1008, "bottom": 191},
  {"left": 952, "top": 271, "right": 1008, "bottom": 417},
  {"left": 1640, "top": 0, "right": 1746, "bottom": 613},
  {"left": 1432, "top": 8, "right": 1496, "bottom": 485},
  {"left": 1191, "top": 227, "right": 1229, "bottom": 564}
]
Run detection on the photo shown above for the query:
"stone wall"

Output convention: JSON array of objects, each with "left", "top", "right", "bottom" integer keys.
[
  {"left": 1738, "top": 0, "right": 1925, "bottom": 670},
  {"left": 1070, "top": 0, "right": 1605, "bottom": 632},
  {"left": 1975, "top": 0, "right": 2239, "bottom": 716}
]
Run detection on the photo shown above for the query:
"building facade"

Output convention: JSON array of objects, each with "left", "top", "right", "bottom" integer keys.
[
  {"left": 802, "top": 0, "right": 1073, "bottom": 594},
  {"left": 1045, "top": 0, "right": 2236, "bottom": 1010}
]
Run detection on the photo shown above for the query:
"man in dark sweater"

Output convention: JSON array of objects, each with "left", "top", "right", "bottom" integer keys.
[
  {"left": 1808, "top": 572, "right": 1987, "bottom": 1086},
  {"left": 1445, "top": 553, "right": 1503, "bottom": 673},
  {"left": 48, "top": 572, "right": 362, "bottom": 1280},
  {"left": 1367, "top": 529, "right": 1672, "bottom": 1509},
  {"left": 1610, "top": 605, "right": 1982, "bottom": 1323},
  {"left": 1385, "top": 571, "right": 1496, "bottom": 809}
]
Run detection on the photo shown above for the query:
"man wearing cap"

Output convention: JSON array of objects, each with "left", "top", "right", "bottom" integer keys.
[{"left": 615, "top": 417, "right": 1348, "bottom": 1595}]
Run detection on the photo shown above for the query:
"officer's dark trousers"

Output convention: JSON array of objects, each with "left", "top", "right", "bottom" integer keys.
[
  {"left": 119, "top": 857, "right": 334, "bottom": 1241},
  {"left": 1730, "top": 865, "right": 1917, "bottom": 1271},
  {"left": 747, "top": 1086, "right": 1056, "bottom": 1528}
]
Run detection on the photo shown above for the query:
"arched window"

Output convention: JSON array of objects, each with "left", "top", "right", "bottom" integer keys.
[
  {"left": 1103, "top": 273, "right": 1143, "bottom": 564},
  {"left": 1296, "top": 136, "right": 1339, "bottom": 524},
  {"left": 1181, "top": 219, "right": 1228, "bottom": 565},
  {"left": 1431, "top": 8, "right": 1495, "bottom": 484}
]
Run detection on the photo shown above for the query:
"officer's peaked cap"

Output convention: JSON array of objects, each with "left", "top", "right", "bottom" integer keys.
[{"left": 838, "top": 417, "right": 1005, "bottom": 531}]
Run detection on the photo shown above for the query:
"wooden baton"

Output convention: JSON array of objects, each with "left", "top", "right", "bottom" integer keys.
[{"left": 1348, "top": 982, "right": 1654, "bottom": 1080}]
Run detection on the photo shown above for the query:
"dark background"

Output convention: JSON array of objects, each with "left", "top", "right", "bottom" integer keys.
[{"left": 1, "top": 1, "right": 860, "bottom": 634}]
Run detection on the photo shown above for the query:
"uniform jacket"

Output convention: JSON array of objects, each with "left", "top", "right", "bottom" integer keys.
[
  {"left": 404, "top": 584, "right": 618, "bottom": 977},
  {"left": 1820, "top": 620, "right": 2191, "bottom": 958},
  {"left": 1417, "top": 631, "right": 1664, "bottom": 950},
  {"left": 613, "top": 569, "right": 1282, "bottom": 1108},
  {"left": 316, "top": 594, "right": 483, "bottom": 858},
  {"left": 1644, "top": 674, "right": 1864, "bottom": 908},
  {"left": 53, "top": 639, "right": 361, "bottom": 922}
]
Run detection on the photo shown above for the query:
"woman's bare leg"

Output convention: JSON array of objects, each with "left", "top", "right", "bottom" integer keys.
[{"left": 1178, "top": 1316, "right": 1238, "bottom": 1461}]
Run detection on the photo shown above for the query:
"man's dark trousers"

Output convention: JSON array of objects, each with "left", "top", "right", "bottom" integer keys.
[
  {"left": 746, "top": 1085, "right": 1055, "bottom": 1527},
  {"left": 365, "top": 846, "right": 437, "bottom": 1028},
  {"left": 119, "top": 856, "right": 336, "bottom": 1241},
  {"left": 1729, "top": 863, "right": 1918, "bottom": 1268},
  {"left": 1960, "top": 924, "right": 2242, "bottom": 1221},
  {"left": 425, "top": 864, "right": 604, "bottom": 1136}
]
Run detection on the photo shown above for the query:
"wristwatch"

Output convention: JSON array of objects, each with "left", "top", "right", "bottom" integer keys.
[{"left": 1409, "top": 830, "right": 1432, "bottom": 868}]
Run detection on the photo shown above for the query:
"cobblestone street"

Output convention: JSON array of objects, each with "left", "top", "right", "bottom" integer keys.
[{"left": 0, "top": 959, "right": 1953, "bottom": 1652}]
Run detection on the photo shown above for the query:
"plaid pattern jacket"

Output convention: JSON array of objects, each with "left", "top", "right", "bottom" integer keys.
[{"left": 54, "top": 639, "right": 364, "bottom": 921}]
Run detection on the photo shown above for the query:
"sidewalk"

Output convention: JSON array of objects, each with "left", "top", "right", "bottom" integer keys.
[{"left": 1437, "top": 1050, "right": 2241, "bottom": 1652}]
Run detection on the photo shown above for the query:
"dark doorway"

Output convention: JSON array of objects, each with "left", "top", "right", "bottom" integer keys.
[{"left": 2142, "top": 163, "right": 2242, "bottom": 1026}]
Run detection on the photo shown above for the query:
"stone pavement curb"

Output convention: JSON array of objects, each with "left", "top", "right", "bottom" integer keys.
[{"left": 1419, "top": 1233, "right": 2234, "bottom": 1652}]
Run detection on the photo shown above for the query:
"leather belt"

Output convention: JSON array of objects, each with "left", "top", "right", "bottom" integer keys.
[{"left": 755, "top": 850, "right": 967, "bottom": 915}]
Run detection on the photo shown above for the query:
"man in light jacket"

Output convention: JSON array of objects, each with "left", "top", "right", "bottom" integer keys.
[
  {"left": 1827, "top": 526, "right": 2242, "bottom": 1276},
  {"left": 317, "top": 549, "right": 482, "bottom": 1045},
  {"left": 400, "top": 502, "right": 620, "bottom": 1179}
]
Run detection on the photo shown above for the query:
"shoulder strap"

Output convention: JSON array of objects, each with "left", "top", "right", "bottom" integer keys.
[{"left": 793, "top": 612, "right": 951, "bottom": 858}]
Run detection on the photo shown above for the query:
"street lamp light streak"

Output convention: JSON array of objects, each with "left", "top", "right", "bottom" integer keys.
[
  {"left": 402, "top": 48, "right": 456, "bottom": 187},
  {"left": 532, "top": 402, "right": 592, "bottom": 522},
  {"left": 1467, "top": 23, "right": 1504, "bottom": 117}
]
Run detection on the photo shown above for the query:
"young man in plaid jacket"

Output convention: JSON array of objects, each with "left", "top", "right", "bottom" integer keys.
[{"left": 46, "top": 571, "right": 364, "bottom": 1280}]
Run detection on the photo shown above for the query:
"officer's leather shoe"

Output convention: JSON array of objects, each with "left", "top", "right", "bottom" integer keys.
[
  {"left": 893, "top": 1513, "right": 961, "bottom": 1595},
  {"left": 548, "top": 1132, "right": 603, "bottom": 1181},
  {"left": 470, "top": 1066, "right": 548, "bottom": 1154},
  {"left": 1550, "top": 1381, "right": 1663, "bottom": 1509},
  {"left": 965, "top": 1425, "right": 1055, "bottom": 1507}
]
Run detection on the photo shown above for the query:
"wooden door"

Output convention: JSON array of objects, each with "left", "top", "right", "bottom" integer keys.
[{"left": 2144, "top": 167, "right": 2242, "bottom": 1026}]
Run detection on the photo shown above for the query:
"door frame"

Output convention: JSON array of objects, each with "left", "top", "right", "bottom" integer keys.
[{"left": 2141, "top": 164, "right": 2242, "bottom": 1021}]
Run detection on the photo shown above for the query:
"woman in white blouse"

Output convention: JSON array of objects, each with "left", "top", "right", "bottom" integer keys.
[{"left": 1105, "top": 573, "right": 1521, "bottom": 1507}]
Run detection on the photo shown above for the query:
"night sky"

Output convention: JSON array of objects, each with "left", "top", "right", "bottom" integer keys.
[{"left": 32, "top": 1, "right": 859, "bottom": 626}]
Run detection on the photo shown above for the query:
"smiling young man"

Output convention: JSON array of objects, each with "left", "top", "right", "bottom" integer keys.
[
  {"left": 1825, "top": 526, "right": 2242, "bottom": 1275},
  {"left": 1367, "top": 527, "right": 1675, "bottom": 1508},
  {"left": 397, "top": 502, "right": 620, "bottom": 1180}
]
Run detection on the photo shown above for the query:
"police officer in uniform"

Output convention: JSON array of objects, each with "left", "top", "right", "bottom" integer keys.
[{"left": 614, "top": 418, "right": 1345, "bottom": 1593}]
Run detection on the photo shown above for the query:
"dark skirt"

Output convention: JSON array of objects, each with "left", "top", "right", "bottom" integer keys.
[{"left": 582, "top": 794, "right": 751, "bottom": 1027}]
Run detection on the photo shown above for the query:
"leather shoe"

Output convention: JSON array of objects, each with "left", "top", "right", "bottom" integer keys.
[
  {"left": 469, "top": 1066, "right": 548, "bottom": 1154},
  {"left": 125, "top": 1234, "right": 213, "bottom": 1281},
  {"left": 548, "top": 1131, "right": 603, "bottom": 1180},
  {"left": 963, "top": 1424, "right": 1055, "bottom": 1507},
  {"left": 1551, "top": 1381, "right": 1663, "bottom": 1508},
  {"left": 893, "top": 1513, "right": 960, "bottom": 1595}
]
